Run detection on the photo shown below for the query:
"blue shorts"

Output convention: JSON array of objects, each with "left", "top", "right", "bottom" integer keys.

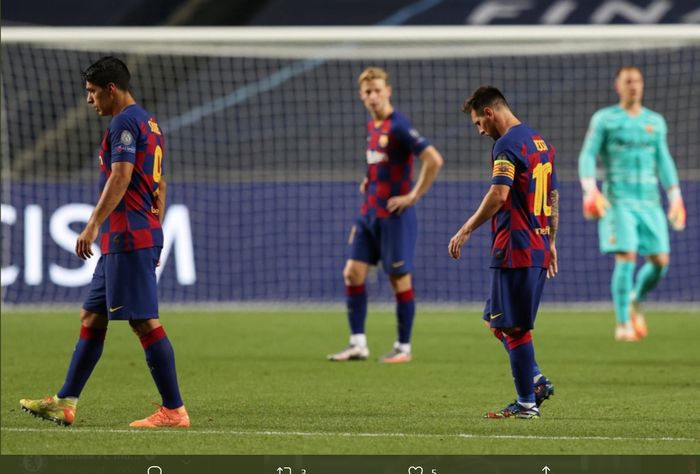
[
  {"left": 83, "top": 247, "right": 162, "bottom": 320},
  {"left": 482, "top": 267, "right": 546, "bottom": 330},
  {"left": 348, "top": 208, "right": 416, "bottom": 275}
]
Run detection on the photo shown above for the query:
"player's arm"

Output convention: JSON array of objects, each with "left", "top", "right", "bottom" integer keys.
[
  {"left": 448, "top": 184, "right": 509, "bottom": 260},
  {"left": 578, "top": 111, "right": 609, "bottom": 219},
  {"left": 387, "top": 145, "right": 444, "bottom": 213},
  {"left": 547, "top": 189, "right": 559, "bottom": 279},
  {"left": 656, "top": 117, "right": 685, "bottom": 231},
  {"left": 76, "top": 161, "right": 134, "bottom": 259},
  {"left": 156, "top": 177, "right": 167, "bottom": 225}
]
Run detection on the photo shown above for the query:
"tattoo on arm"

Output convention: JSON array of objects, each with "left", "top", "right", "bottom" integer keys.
[{"left": 550, "top": 190, "right": 559, "bottom": 241}]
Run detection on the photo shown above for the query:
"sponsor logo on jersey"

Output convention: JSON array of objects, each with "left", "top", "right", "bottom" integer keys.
[{"left": 366, "top": 150, "right": 388, "bottom": 164}]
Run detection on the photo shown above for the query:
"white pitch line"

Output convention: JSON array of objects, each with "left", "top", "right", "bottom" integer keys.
[{"left": 1, "top": 427, "right": 696, "bottom": 443}]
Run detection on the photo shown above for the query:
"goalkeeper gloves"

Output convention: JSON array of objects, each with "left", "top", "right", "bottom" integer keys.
[
  {"left": 580, "top": 177, "right": 610, "bottom": 220},
  {"left": 667, "top": 187, "right": 686, "bottom": 231}
]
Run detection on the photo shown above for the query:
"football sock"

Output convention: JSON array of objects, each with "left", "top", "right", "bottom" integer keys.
[
  {"left": 346, "top": 285, "right": 367, "bottom": 335},
  {"left": 491, "top": 327, "right": 542, "bottom": 381},
  {"left": 506, "top": 331, "right": 536, "bottom": 405},
  {"left": 633, "top": 262, "right": 668, "bottom": 303},
  {"left": 350, "top": 333, "right": 367, "bottom": 347},
  {"left": 57, "top": 326, "right": 107, "bottom": 399},
  {"left": 612, "top": 260, "right": 636, "bottom": 325},
  {"left": 395, "top": 289, "right": 416, "bottom": 344},
  {"left": 140, "top": 326, "right": 183, "bottom": 409}
]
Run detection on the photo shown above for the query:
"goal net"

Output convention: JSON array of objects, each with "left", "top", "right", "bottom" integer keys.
[{"left": 2, "top": 26, "right": 699, "bottom": 305}]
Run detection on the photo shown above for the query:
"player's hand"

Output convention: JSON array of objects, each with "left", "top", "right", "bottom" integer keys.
[
  {"left": 582, "top": 188, "right": 610, "bottom": 220},
  {"left": 359, "top": 177, "right": 368, "bottom": 194},
  {"left": 667, "top": 198, "right": 686, "bottom": 231},
  {"left": 547, "top": 242, "right": 558, "bottom": 279},
  {"left": 75, "top": 223, "right": 99, "bottom": 260},
  {"left": 448, "top": 226, "right": 471, "bottom": 260},
  {"left": 387, "top": 193, "right": 417, "bottom": 214}
]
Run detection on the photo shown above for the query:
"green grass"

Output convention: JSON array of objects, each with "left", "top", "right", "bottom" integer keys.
[{"left": 2, "top": 309, "right": 699, "bottom": 455}]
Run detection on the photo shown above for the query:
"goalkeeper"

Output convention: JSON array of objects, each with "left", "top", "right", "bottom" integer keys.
[{"left": 578, "top": 66, "right": 686, "bottom": 342}]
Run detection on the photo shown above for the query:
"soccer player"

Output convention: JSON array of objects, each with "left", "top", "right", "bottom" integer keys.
[
  {"left": 449, "top": 86, "right": 558, "bottom": 418},
  {"left": 19, "top": 57, "right": 190, "bottom": 428},
  {"left": 328, "top": 67, "right": 444, "bottom": 363},
  {"left": 578, "top": 66, "right": 686, "bottom": 342}
]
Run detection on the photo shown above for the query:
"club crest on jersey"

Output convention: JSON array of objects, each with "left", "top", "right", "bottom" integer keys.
[
  {"left": 645, "top": 124, "right": 654, "bottom": 134},
  {"left": 367, "top": 150, "right": 388, "bottom": 164},
  {"left": 120, "top": 130, "right": 133, "bottom": 145},
  {"left": 379, "top": 134, "right": 389, "bottom": 147}
]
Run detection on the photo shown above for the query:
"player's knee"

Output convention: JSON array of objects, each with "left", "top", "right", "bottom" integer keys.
[
  {"left": 649, "top": 254, "right": 669, "bottom": 268},
  {"left": 504, "top": 329, "right": 532, "bottom": 350},
  {"left": 128, "top": 319, "right": 161, "bottom": 337},
  {"left": 79, "top": 309, "right": 107, "bottom": 329},
  {"left": 343, "top": 265, "right": 364, "bottom": 286}
]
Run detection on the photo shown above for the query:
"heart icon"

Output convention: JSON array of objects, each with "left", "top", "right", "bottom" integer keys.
[{"left": 408, "top": 467, "right": 424, "bottom": 474}]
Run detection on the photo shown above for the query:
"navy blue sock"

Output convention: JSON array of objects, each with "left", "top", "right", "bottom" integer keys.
[
  {"left": 506, "top": 331, "right": 536, "bottom": 404},
  {"left": 57, "top": 326, "right": 107, "bottom": 398},
  {"left": 140, "top": 327, "right": 183, "bottom": 409},
  {"left": 492, "top": 328, "right": 541, "bottom": 380},
  {"left": 396, "top": 289, "right": 416, "bottom": 344},
  {"left": 346, "top": 285, "right": 367, "bottom": 335}
]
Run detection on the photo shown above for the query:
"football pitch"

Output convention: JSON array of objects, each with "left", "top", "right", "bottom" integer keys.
[{"left": 1, "top": 308, "right": 699, "bottom": 455}]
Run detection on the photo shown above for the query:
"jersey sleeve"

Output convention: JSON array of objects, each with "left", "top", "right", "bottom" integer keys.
[
  {"left": 654, "top": 115, "right": 680, "bottom": 190},
  {"left": 108, "top": 114, "right": 139, "bottom": 164},
  {"left": 491, "top": 140, "right": 518, "bottom": 187},
  {"left": 393, "top": 118, "right": 430, "bottom": 156},
  {"left": 578, "top": 110, "right": 605, "bottom": 179}
]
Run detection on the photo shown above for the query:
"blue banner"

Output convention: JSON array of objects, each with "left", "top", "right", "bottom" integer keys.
[{"left": 2, "top": 181, "right": 698, "bottom": 303}]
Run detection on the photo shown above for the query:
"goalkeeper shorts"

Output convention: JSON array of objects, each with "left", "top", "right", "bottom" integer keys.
[{"left": 598, "top": 205, "right": 669, "bottom": 255}]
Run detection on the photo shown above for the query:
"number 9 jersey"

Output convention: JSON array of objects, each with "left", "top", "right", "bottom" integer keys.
[
  {"left": 97, "top": 104, "right": 164, "bottom": 254},
  {"left": 490, "top": 124, "right": 557, "bottom": 269}
]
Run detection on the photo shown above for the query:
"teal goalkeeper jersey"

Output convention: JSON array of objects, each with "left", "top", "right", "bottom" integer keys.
[{"left": 578, "top": 105, "right": 679, "bottom": 209}]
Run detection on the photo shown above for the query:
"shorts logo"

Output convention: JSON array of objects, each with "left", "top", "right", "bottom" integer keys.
[
  {"left": 392, "top": 260, "right": 405, "bottom": 268},
  {"left": 609, "top": 235, "right": 617, "bottom": 244},
  {"left": 347, "top": 225, "right": 356, "bottom": 245},
  {"left": 120, "top": 130, "right": 133, "bottom": 145},
  {"left": 489, "top": 312, "right": 503, "bottom": 320},
  {"left": 109, "top": 305, "right": 124, "bottom": 313}
]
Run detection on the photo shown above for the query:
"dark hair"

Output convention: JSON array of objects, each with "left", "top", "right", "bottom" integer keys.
[
  {"left": 615, "top": 65, "right": 642, "bottom": 79},
  {"left": 462, "top": 86, "right": 509, "bottom": 115},
  {"left": 82, "top": 56, "right": 131, "bottom": 91}
]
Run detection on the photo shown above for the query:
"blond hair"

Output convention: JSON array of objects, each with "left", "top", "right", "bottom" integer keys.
[{"left": 358, "top": 67, "right": 390, "bottom": 87}]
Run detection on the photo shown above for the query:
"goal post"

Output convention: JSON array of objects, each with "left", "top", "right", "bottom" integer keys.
[{"left": 2, "top": 26, "right": 699, "bottom": 304}]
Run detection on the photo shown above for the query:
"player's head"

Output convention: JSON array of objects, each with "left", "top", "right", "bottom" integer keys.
[
  {"left": 358, "top": 67, "right": 393, "bottom": 119},
  {"left": 82, "top": 56, "right": 132, "bottom": 116},
  {"left": 615, "top": 66, "right": 644, "bottom": 106},
  {"left": 462, "top": 86, "right": 511, "bottom": 141}
]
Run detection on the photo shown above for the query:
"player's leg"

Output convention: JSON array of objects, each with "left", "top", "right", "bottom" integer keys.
[
  {"left": 328, "top": 219, "right": 377, "bottom": 361},
  {"left": 381, "top": 272, "right": 414, "bottom": 363},
  {"left": 128, "top": 317, "right": 189, "bottom": 428},
  {"left": 631, "top": 207, "right": 671, "bottom": 338},
  {"left": 600, "top": 206, "right": 639, "bottom": 341},
  {"left": 482, "top": 319, "right": 553, "bottom": 407},
  {"left": 379, "top": 209, "right": 416, "bottom": 363},
  {"left": 484, "top": 268, "right": 546, "bottom": 419},
  {"left": 20, "top": 257, "right": 110, "bottom": 426},
  {"left": 612, "top": 252, "right": 638, "bottom": 341},
  {"left": 327, "top": 259, "right": 372, "bottom": 361}
]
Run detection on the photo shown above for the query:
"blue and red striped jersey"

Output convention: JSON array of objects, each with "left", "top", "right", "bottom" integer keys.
[
  {"left": 97, "top": 104, "right": 164, "bottom": 254},
  {"left": 489, "top": 123, "right": 557, "bottom": 269},
  {"left": 362, "top": 111, "right": 430, "bottom": 218}
]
